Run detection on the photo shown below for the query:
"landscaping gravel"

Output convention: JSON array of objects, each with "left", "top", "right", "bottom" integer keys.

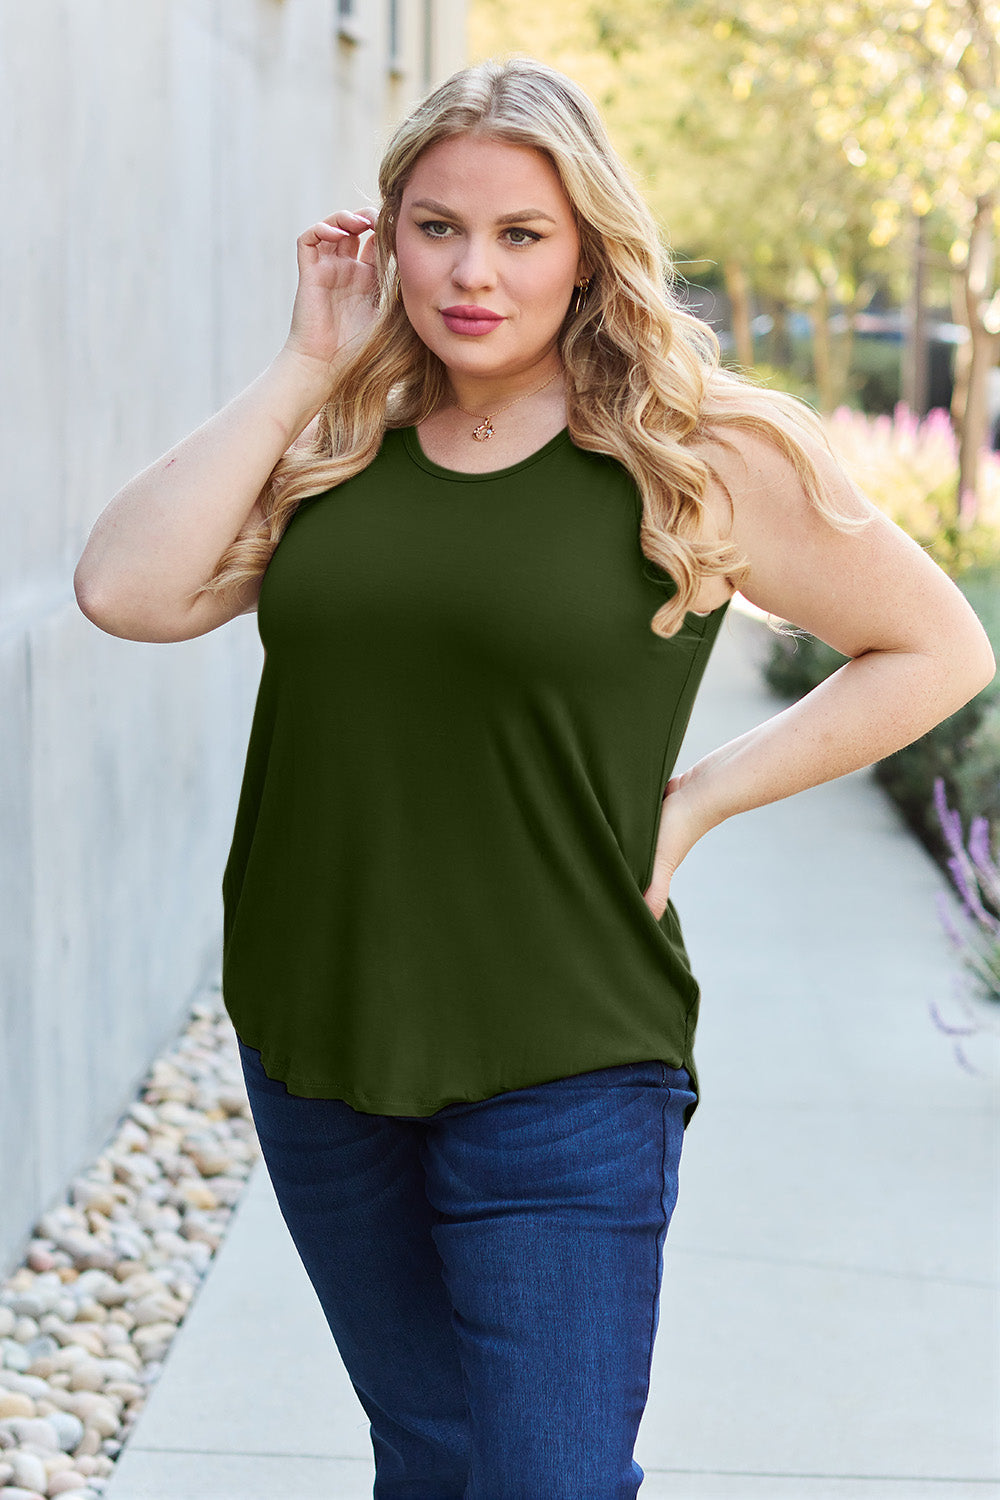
[{"left": 0, "top": 991, "right": 258, "bottom": 1500}]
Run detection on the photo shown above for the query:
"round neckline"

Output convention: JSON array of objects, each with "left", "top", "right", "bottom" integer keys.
[{"left": 401, "top": 423, "right": 571, "bottom": 482}]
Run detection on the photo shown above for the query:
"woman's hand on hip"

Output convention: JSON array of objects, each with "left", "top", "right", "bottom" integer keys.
[
  {"left": 284, "top": 208, "right": 381, "bottom": 374},
  {"left": 642, "top": 774, "right": 714, "bottom": 921}
]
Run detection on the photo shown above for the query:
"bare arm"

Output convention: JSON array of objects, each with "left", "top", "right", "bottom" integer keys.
[
  {"left": 74, "top": 208, "right": 379, "bottom": 643},
  {"left": 74, "top": 350, "right": 333, "bottom": 642},
  {"left": 643, "top": 429, "right": 997, "bottom": 913}
]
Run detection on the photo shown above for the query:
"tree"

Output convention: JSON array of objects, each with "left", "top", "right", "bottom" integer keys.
[
  {"left": 671, "top": 0, "right": 1000, "bottom": 505},
  {"left": 470, "top": 0, "right": 902, "bottom": 409}
]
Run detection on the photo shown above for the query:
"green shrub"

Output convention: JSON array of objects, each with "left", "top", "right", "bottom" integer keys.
[
  {"left": 762, "top": 628, "right": 849, "bottom": 700},
  {"left": 933, "top": 778, "right": 1000, "bottom": 1001},
  {"left": 873, "top": 696, "right": 1000, "bottom": 870},
  {"left": 758, "top": 408, "right": 1000, "bottom": 881},
  {"left": 743, "top": 360, "right": 820, "bottom": 410},
  {"left": 958, "top": 568, "right": 1000, "bottom": 644},
  {"left": 949, "top": 701, "right": 1000, "bottom": 842},
  {"left": 761, "top": 571, "right": 1000, "bottom": 878},
  {"left": 846, "top": 338, "right": 900, "bottom": 415}
]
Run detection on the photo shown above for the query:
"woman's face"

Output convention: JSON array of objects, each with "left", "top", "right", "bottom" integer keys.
[{"left": 394, "top": 134, "right": 587, "bottom": 381}]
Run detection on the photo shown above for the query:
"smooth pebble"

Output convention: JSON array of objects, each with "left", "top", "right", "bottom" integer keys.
[
  {"left": 0, "top": 1419, "right": 56, "bottom": 1453},
  {"left": 0, "top": 999, "right": 256, "bottom": 1496},
  {"left": 0, "top": 1397, "right": 34, "bottom": 1422},
  {"left": 46, "top": 1413, "right": 83, "bottom": 1453},
  {"left": 46, "top": 1474, "right": 90, "bottom": 1497},
  {"left": 5, "top": 1450, "right": 47, "bottom": 1492}
]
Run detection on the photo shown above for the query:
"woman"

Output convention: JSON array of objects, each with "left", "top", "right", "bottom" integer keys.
[{"left": 74, "top": 55, "right": 994, "bottom": 1500}]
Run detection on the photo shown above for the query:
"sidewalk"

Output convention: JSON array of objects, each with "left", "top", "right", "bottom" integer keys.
[{"left": 105, "top": 607, "right": 999, "bottom": 1500}]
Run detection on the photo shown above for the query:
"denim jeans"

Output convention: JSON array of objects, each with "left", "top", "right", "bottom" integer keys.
[{"left": 236, "top": 1036, "right": 696, "bottom": 1499}]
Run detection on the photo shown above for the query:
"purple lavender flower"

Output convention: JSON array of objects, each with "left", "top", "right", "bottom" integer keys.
[
  {"left": 934, "top": 890, "right": 965, "bottom": 952},
  {"left": 929, "top": 998, "right": 978, "bottom": 1038},
  {"left": 947, "top": 853, "right": 993, "bottom": 924},
  {"left": 929, "top": 984, "right": 997, "bottom": 1077},
  {"left": 968, "top": 816, "right": 993, "bottom": 872},
  {"left": 934, "top": 776, "right": 965, "bottom": 860},
  {"left": 967, "top": 818, "right": 1000, "bottom": 919},
  {"left": 933, "top": 779, "right": 1000, "bottom": 1003}
]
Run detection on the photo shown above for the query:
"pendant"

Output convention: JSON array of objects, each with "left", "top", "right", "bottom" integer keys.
[{"left": 471, "top": 417, "right": 494, "bottom": 441}]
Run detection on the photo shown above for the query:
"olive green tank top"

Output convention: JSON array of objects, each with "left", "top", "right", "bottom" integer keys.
[{"left": 221, "top": 423, "right": 729, "bottom": 1121}]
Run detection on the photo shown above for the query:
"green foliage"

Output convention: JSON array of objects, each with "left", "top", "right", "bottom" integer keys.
[
  {"left": 470, "top": 0, "right": 1000, "bottom": 422},
  {"left": 762, "top": 629, "right": 848, "bottom": 699},
  {"left": 932, "top": 777, "right": 1000, "bottom": 1006},
  {"left": 759, "top": 402, "right": 1000, "bottom": 878},
  {"left": 874, "top": 696, "right": 1000, "bottom": 872},
  {"left": 675, "top": 1, "right": 1000, "bottom": 228},
  {"left": 950, "top": 700, "right": 1000, "bottom": 837},
  {"left": 932, "top": 521, "right": 1000, "bottom": 579},
  {"left": 747, "top": 361, "right": 821, "bottom": 410},
  {"left": 958, "top": 567, "right": 1000, "bottom": 643},
  {"left": 469, "top": 0, "right": 906, "bottom": 334},
  {"left": 847, "top": 338, "right": 901, "bottom": 415},
  {"left": 922, "top": 585, "right": 1000, "bottom": 861},
  {"left": 762, "top": 565, "right": 1000, "bottom": 879}
]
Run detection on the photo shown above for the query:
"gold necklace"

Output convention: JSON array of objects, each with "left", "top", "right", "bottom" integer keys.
[{"left": 453, "top": 370, "right": 562, "bottom": 441}]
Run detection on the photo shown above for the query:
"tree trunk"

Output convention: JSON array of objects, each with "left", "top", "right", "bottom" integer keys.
[
  {"left": 959, "top": 320, "right": 1000, "bottom": 520},
  {"left": 957, "top": 195, "right": 1000, "bottom": 518},
  {"left": 811, "top": 282, "right": 835, "bottom": 413},
  {"left": 832, "top": 281, "right": 871, "bottom": 410},
  {"left": 723, "top": 259, "right": 755, "bottom": 369},
  {"left": 950, "top": 266, "right": 973, "bottom": 432},
  {"left": 766, "top": 297, "right": 793, "bottom": 368},
  {"left": 902, "top": 213, "right": 930, "bottom": 416}
]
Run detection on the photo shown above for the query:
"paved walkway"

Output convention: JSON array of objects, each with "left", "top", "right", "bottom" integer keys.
[{"left": 105, "top": 607, "right": 999, "bottom": 1499}]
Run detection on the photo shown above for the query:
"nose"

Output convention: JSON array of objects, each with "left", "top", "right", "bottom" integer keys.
[{"left": 450, "top": 234, "right": 497, "bottom": 292}]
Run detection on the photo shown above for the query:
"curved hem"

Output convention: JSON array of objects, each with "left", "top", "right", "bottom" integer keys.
[{"left": 234, "top": 1030, "right": 700, "bottom": 1119}]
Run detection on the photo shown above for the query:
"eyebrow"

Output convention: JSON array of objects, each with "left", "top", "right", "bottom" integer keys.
[{"left": 410, "top": 198, "right": 557, "bottom": 225}]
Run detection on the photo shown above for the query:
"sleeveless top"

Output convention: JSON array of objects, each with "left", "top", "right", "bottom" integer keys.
[{"left": 220, "top": 423, "right": 730, "bottom": 1122}]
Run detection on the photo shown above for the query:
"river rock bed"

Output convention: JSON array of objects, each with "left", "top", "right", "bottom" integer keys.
[{"left": 0, "top": 990, "right": 259, "bottom": 1500}]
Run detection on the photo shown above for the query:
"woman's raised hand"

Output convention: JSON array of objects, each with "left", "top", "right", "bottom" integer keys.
[
  {"left": 73, "top": 206, "right": 386, "bottom": 643},
  {"left": 284, "top": 208, "right": 381, "bottom": 373}
]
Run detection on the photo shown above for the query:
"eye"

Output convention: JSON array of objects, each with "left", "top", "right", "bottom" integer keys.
[
  {"left": 418, "top": 220, "right": 454, "bottom": 238},
  {"left": 504, "top": 228, "right": 541, "bottom": 246}
]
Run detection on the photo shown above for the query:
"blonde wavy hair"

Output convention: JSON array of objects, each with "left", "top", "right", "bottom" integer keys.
[{"left": 196, "top": 54, "right": 867, "bottom": 637}]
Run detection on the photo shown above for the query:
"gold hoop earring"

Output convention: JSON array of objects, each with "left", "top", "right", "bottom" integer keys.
[
  {"left": 394, "top": 278, "right": 403, "bottom": 304},
  {"left": 572, "top": 277, "right": 591, "bottom": 315}
]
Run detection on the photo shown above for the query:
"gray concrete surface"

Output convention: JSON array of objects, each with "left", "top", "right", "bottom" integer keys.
[
  {"left": 1, "top": 0, "right": 465, "bottom": 1276},
  {"left": 104, "top": 607, "right": 1000, "bottom": 1498}
]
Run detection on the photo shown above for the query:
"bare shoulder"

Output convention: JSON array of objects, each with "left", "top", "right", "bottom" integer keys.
[
  {"left": 685, "top": 422, "right": 993, "bottom": 667},
  {"left": 685, "top": 422, "right": 869, "bottom": 536}
]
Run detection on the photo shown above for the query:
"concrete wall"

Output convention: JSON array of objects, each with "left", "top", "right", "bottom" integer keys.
[{"left": 0, "top": 0, "right": 467, "bottom": 1276}]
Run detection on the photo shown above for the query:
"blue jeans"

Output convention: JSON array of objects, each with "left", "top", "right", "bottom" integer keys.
[{"left": 236, "top": 1036, "right": 696, "bottom": 1499}]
